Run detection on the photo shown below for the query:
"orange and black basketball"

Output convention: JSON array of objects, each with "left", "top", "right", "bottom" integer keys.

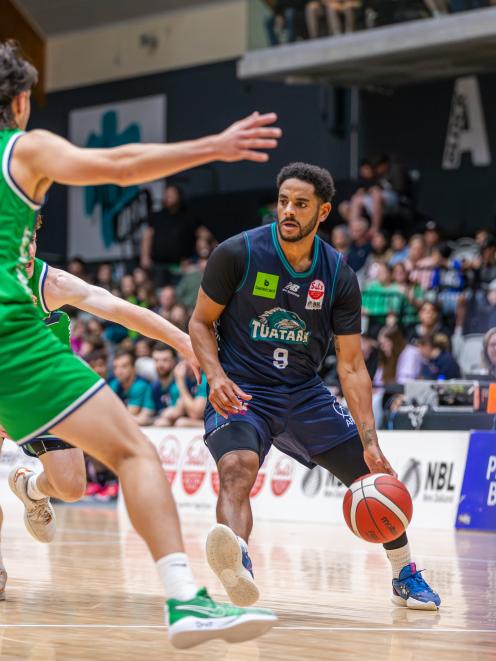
[{"left": 343, "top": 473, "right": 413, "bottom": 543}]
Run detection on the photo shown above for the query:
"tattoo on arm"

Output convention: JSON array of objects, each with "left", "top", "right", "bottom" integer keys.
[
  {"left": 359, "top": 422, "right": 378, "bottom": 448},
  {"left": 334, "top": 336, "right": 340, "bottom": 354}
]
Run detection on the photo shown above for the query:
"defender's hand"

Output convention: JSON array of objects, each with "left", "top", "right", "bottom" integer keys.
[
  {"left": 363, "top": 444, "right": 397, "bottom": 477},
  {"left": 209, "top": 374, "right": 252, "bottom": 419},
  {"left": 214, "top": 112, "right": 282, "bottom": 163}
]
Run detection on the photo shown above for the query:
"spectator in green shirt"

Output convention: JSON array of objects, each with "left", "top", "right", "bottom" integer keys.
[{"left": 362, "top": 263, "right": 408, "bottom": 337}]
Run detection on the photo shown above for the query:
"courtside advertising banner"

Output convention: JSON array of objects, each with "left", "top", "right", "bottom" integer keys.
[
  {"left": 116, "top": 429, "right": 471, "bottom": 531},
  {"left": 68, "top": 94, "right": 166, "bottom": 260},
  {"left": 456, "top": 431, "right": 496, "bottom": 531}
]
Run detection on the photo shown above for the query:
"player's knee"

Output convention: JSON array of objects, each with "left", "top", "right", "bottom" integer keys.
[
  {"left": 218, "top": 451, "right": 259, "bottom": 494},
  {"left": 54, "top": 473, "right": 86, "bottom": 502},
  {"left": 110, "top": 431, "right": 159, "bottom": 473}
]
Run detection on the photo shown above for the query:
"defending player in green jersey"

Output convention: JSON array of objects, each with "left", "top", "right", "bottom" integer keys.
[{"left": 0, "top": 40, "right": 280, "bottom": 647}]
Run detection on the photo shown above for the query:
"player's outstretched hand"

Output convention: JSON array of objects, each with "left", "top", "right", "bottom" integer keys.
[
  {"left": 363, "top": 444, "right": 397, "bottom": 478},
  {"left": 214, "top": 112, "right": 282, "bottom": 163},
  {"left": 209, "top": 373, "right": 252, "bottom": 419}
]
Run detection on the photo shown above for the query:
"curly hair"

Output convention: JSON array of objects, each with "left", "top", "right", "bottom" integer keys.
[
  {"left": 276, "top": 162, "right": 336, "bottom": 202},
  {"left": 0, "top": 40, "right": 38, "bottom": 128}
]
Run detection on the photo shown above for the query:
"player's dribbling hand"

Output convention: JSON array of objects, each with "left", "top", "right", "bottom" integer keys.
[
  {"left": 214, "top": 112, "right": 282, "bottom": 163},
  {"left": 363, "top": 444, "right": 397, "bottom": 478},
  {"left": 209, "top": 374, "right": 252, "bottom": 419}
]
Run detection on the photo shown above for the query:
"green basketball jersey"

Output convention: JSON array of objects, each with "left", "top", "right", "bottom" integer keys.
[
  {"left": 0, "top": 128, "right": 103, "bottom": 444},
  {"left": 28, "top": 257, "right": 71, "bottom": 348},
  {"left": 0, "top": 128, "right": 41, "bottom": 301}
]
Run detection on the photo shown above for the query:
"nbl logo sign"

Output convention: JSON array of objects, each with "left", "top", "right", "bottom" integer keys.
[{"left": 401, "top": 458, "right": 456, "bottom": 503}]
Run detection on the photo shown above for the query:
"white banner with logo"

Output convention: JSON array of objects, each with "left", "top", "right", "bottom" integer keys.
[
  {"left": 68, "top": 95, "right": 166, "bottom": 260},
  {"left": 116, "top": 429, "right": 470, "bottom": 531}
]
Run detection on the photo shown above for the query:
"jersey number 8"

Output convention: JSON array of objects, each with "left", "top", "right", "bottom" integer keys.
[{"left": 273, "top": 348, "right": 288, "bottom": 369}]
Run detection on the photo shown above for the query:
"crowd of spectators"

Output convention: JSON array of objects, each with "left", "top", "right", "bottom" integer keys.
[
  {"left": 64, "top": 185, "right": 216, "bottom": 501},
  {"left": 262, "top": 0, "right": 496, "bottom": 45},
  {"left": 64, "top": 175, "right": 496, "bottom": 496},
  {"left": 323, "top": 160, "right": 496, "bottom": 427}
]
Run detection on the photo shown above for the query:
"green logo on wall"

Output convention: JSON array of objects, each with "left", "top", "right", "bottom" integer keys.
[
  {"left": 84, "top": 110, "right": 141, "bottom": 248},
  {"left": 253, "top": 272, "right": 279, "bottom": 299}
]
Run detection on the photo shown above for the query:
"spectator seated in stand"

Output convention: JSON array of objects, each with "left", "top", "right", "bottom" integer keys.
[
  {"left": 108, "top": 349, "right": 155, "bottom": 426},
  {"left": 346, "top": 216, "right": 372, "bottom": 275},
  {"left": 409, "top": 300, "right": 450, "bottom": 342},
  {"left": 362, "top": 263, "right": 408, "bottom": 337},
  {"left": 84, "top": 348, "right": 109, "bottom": 380},
  {"left": 305, "top": 0, "right": 361, "bottom": 38},
  {"left": 330, "top": 224, "right": 351, "bottom": 255},
  {"left": 95, "top": 262, "right": 114, "bottom": 291},
  {"left": 156, "top": 285, "right": 176, "bottom": 320},
  {"left": 372, "top": 325, "right": 422, "bottom": 427},
  {"left": 482, "top": 327, "right": 496, "bottom": 379},
  {"left": 468, "top": 235, "right": 496, "bottom": 292},
  {"left": 151, "top": 343, "right": 207, "bottom": 427},
  {"left": 431, "top": 242, "right": 464, "bottom": 316},
  {"left": 134, "top": 338, "right": 157, "bottom": 382},
  {"left": 417, "top": 334, "right": 461, "bottom": 380},
  {"left": 391, "top": 262, "right": 425, "bottom": 330},
  {"left": 388, "top": 231, "right": 409, "bottom": 267},
  {"left": 264, "top": 0, "right": 300, "bottom": 45},
  {"left": 456, "top": 278, "right": 496, "bottom": 335},
  {"left": 176, "top": 229, "right": 217, "bottom": 310}
]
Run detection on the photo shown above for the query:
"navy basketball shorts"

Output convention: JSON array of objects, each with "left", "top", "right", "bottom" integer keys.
[{"left": 204, "top": 375, "right": 358, "bottom": 468}]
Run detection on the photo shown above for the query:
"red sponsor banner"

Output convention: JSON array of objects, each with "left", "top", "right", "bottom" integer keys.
[
  {"left": 157, "top": 435, "right": 181, "bottom": 485},
  {"left": 271, "top": 455, "right": 293, "bottom": 496},
  {"left": 182, "top": 435, "right": 209, "bottom": 496}
]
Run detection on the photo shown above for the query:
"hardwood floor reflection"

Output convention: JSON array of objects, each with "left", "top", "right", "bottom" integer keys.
[{"left": 0, "top": 505, "right": 494, "bottom": 660}]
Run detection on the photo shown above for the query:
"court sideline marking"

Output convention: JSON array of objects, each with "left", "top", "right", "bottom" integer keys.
[{"left": 0, "top": 624, "right": 494, "bottom": 633}]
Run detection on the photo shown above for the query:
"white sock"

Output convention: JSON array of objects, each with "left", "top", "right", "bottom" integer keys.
[
  {"left": 156, "top": 553, "right": 198, "bottom": 601},
  {"left": 385, "top": 543, "right": 412, "bottom": 579},
  {"left": 27, "top": 474, "right": 48, "bottom": 501},
  {"left": 236, "top": 535, "right": 248, "bottom": 552}
]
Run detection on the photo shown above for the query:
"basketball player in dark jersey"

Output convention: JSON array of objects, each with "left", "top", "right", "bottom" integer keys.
[{"left": 189, "top": 162, "right": 440, "bottom": 611}]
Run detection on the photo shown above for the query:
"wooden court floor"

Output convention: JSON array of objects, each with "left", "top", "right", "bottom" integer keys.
[{"left": 0, "top": 505, "right": 494, "bottom": 660}]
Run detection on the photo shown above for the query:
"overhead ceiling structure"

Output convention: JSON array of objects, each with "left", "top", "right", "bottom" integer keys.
[
  {"left": 238, "top": 7, "right": 496, "bottom": 87},
  {"left": 13, "top": 0, "right": 230, "bottom": 35}
]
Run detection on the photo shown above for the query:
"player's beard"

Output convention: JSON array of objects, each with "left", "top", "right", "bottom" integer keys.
[{"left": 278, "top": 210, "right": 320, "bottom": 243}]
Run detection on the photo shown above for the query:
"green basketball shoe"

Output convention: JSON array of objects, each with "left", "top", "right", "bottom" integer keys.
[{"left": 166, "top": 587, "right": 277, "bottom": 649}]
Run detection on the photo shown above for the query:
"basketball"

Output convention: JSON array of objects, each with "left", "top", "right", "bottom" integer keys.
[{"left": 343, "top": 473, "right": 413, "bottom": 544}]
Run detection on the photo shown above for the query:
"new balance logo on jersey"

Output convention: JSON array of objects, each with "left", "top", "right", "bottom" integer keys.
[
  {"left": 283, "top": 282, "right": 300, "bottom": 297},
  {"left": 250, "top": 308, "right": 310, "bottom": 345}
]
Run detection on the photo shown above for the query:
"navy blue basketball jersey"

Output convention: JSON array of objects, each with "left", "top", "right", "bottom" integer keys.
[{"left": 212, "top": 224, "right": 345, "bottom": 385}]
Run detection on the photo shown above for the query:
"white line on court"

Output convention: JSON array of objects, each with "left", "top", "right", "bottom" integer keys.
[{"left": 0, "top": 625, "right": 494, "bottom": 633}]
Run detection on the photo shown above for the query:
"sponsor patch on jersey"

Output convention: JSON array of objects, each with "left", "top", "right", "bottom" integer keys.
[
  {"left": 305, "top": 279, "right": 325, "bottom": 310},
  {"left": 283, "top": 281, "right": 300, "bottom": 297},
  {"left": 250, "top": 307, "right": 310, "bottom": 345},
  {"left": 253, "top": 272, "right": 279, "bottom": 299}
]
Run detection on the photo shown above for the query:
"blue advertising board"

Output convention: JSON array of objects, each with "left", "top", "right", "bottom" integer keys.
[{"left": 456, "top": 431, "right": 496, "bottom": 531}]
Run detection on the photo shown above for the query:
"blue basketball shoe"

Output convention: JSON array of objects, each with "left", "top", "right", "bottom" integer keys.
[
  {"left": 392, "top": 563, "right": 441, "bottom": 610},
  {"left": 206, "top": 524, "right": 260, "bottom": 607}
]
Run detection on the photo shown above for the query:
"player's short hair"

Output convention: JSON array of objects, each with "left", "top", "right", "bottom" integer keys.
[
  {"left": 113, "top": 348, "right": 136, "bottom": 366},
  {"left": 277, "top": 162, "right": 336, "bottom": 202},
  {"left": 0, "top": 40, "right": 38, "bottom": 128}
]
